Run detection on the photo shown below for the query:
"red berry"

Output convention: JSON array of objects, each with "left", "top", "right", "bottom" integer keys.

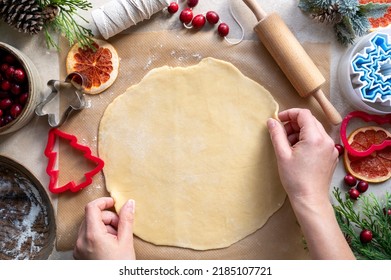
[
  {"left": 167, "top": 2, "right": 179, "bottom": 14},
  {"left": 206, "top": 11, "right": 220, "bottom": 24},
  {"left": 0, "top": 109, "right": 3, "bottom": 117},
  {"left": 13, "top": 68, "right": 26, "bottom": 83},
  {"left": 187, "top": 0, "right": 198, "bottom": 8},
  {"left": 360, "top": 229, "right": 373, "bottom": 244},
  {"left": 180, "top": 8, "right": 193, "bottom": 24},
  {"left": 10, "top": 83, "right": 22, "bottom": 95},
  {"left": 356, "top": 180, "right": 369, "bottom": 193},
  {"left": 0, "top": 63, "right": 8, "bottom": 73},
  {"left": 5, "top": 66, "right": 15, "bottom": 80},
  {"left": 0, "top": 98, "right": 12, "bottom": 110},
  {"left": 3, "top": 114, "right": 13, "bottom": 125},
  {"left": 19, "top": 92, "right": 28, "bottom": 104},
  {"left": 344, "top": 174, "right": 357, "bottom": 187},
  {"left": 383, "top": 208, "right": 391, "bottom": 216},
  {"left": 10, "top": 104, "right": 22, "bottom": 119},
  {"left": 348, "top": 188, "right": 360, "bottom": 200},
  {"left": 218, "top": 23, "right": 229, "bottom": 37},
  {"left": 192, "top": 14, "right": 206, "bottom": 29},
  {"left": 335, "top": 144, "right": 344, "bottom": 156},
  {"left": 1, "top": 80, "right": 11, "bottom": 91}
]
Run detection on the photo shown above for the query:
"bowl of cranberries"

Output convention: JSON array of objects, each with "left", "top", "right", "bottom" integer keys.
[{"left": 0, "top": 42, "right": 41, "bottom": 135}]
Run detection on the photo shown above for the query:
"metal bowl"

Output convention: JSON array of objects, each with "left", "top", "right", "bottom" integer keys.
[{"left": 0, "top": 155, "right": 55, "bottom": 259}]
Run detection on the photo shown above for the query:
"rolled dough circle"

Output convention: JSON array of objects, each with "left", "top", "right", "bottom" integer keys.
[{"left": 98, "top": 58, "right": 286, "bottom": 250}]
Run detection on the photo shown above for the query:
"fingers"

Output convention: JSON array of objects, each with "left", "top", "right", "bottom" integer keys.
[
  {"left": 278, "top": 108, "right": 317, "bottom": 129},
  {"left": 101, "top": 210, "right": 119, "bottom": 228},
  {"left": 267, "top": 118, "right": 292, "bottom": 158},
  {"left": 85, "top": 197, "right": 115, "bottom": 232},
  {"left": 117, "top": 199, "right": 135, "bottom": 245},
  {"left": 278, "top": 109, "right": 324, "bottom": 140}
]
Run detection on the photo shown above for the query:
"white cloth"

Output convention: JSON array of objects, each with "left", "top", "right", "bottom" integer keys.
[{"left": 91, "top": 0, "right": 170, "bottom": 39}]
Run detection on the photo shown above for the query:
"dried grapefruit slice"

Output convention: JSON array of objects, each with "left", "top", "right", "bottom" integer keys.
[
  {"left": 66, "top": 38, "right": 119, "bottom": 95},
  {"left": 344, "top": 126, "right": 391, "bottom": 183}
]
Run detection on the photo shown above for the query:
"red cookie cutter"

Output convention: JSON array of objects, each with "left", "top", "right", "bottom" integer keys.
[
  {"left": 44, "top": 128, "right": 104, "bottom": 194},
  {"left": 340, "top": 110, "right": 391, "bottom": 157}
]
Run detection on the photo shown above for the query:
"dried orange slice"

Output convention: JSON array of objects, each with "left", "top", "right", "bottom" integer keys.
[
  {"left": 344, "top": 126, "right": 391, "bottom": 183},
  {"left": 66, "top": 39, "right": 119, "bottom": 95}
]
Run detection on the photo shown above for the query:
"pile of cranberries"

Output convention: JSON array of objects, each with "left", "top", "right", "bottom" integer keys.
[
  {"left": 0, "top": 48, "right": 29, "bottom": 128},
  {"left": 168, "top": 0, "right": 230, "bottom": 37}
]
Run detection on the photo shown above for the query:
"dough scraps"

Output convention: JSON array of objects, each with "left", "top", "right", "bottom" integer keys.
[{"left": 98, "top": 57, "right": 286, "bottom": 250}]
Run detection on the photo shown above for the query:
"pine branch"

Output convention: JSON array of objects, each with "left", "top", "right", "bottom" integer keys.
[
  {"left": 359, "top": 3, "right": 390, "bottom": 19},
  {"left": 38, "top": 0, "right": 94, "bottom": 50},
  {"left": 332, "top": 188, "right": 391, "bottom": 260},
  {"left": 298, "top": 0, "right": 391, "bottom": 46}
]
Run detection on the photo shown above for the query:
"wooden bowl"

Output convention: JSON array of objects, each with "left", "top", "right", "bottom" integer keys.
[{"left": 0, "top": 42, "right": 42, "bottom": 135}]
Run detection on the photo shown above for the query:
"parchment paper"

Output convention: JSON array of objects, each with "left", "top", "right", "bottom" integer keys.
[{"left": 55, "top": 29, "right": 330, "bottom": 259}]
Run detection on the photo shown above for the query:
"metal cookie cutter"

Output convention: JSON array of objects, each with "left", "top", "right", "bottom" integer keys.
[{"left": 35, "top": 72, "right": 86, "bottom": 127}]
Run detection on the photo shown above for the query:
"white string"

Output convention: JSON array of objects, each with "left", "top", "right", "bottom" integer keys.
[
  {"left": 224, "top": 0, "right": 244, "bottom": 45},
  {"left": 91, "top": 0, "right": 170, "bottom": 39}
]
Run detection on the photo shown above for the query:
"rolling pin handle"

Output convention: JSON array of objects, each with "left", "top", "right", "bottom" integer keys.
[
  {"left": 313, "top": 89, "right": 342, "bottom": 125},
  {"left": 242, "top": 0, "right": 267, "bottom": 21}
]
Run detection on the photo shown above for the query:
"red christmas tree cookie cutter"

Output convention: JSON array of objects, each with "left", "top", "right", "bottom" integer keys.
[
  {"left": 340, "top": 110, "right": 391, "bottom": 157},
  {"left": 44, "top": 128, "right": 104, "bottom": 194}
]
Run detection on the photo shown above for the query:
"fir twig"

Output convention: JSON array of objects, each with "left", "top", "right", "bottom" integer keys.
[
  {"left": 333, "top": 188, "right": 391, "bottom": 259},
  {"left": 38, "top": 0, "right": 94, "bottom": 50},
  {"left": 298, "top": 0, "right": 391, "bottom": 46}
]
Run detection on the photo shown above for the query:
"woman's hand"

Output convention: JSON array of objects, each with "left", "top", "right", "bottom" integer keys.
[
  {"left": 267, "top": 108, "right": 338, "bottom": 206},
  {"left": 73, "top": 197, "right": 136, "bottom": 260}
]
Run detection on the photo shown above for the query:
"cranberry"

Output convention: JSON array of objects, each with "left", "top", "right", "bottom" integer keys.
[
  {"left": 0, "top": 63, "right": 8, "bottom": 73},
  {"left": 0, "top": 109, "right": 3, "bottom": 117},
  {"left": 335, "top": 144, "right": 344, "bottom": 156},
  {"left": 360, "top": 229, "right": 373, "bottom": 243},
  {"left": 180, "top": 8, "right": 193, "bottom": 24},
  {"left": 167, "top": 2, "right": 179, "bottom": 14},
  {"left": 5, "top": 66, "right": 15, "bottom": 80},
  {"left": 10, "top": 83, "right": 22, "bottom": 95},
  {"left": 3, "top": 114, "right": 13, "bottom": 125},
  {"left": 0, "top": 80, "right": 11, "bottom": 92},
  {"left": 10, "top": 104, "right": 22, "bottom": 119},
  {"left": 206, "top": 11, "right": 220, "bottom": 24},
  {"left": 13, "top": 68, "right": 26, "bottom": 83},
  {"left": 192, "top": 14, "right": 206, "bottom": 29},
  {"left": 348, "top": 188, "right": 360, "bottom": 200},
  {"left": 356, "top": 180, "right": 369, "bottom": 193},
  {"left": 19, "top": 92, "right": 28, "bottom": 104},
  {"left": 0, "top": 98, "right": 12, "bottom": 110},
  {"left": 383, "top": 208, "right": 391, "bottom": 216},
  {"left": 218, "top": 23, "right": 229, "bottom": 37},
  {"left": 344, "top": 174, "right": 357, "bottom": 187},
  {"left": 187, "top": 0, "right": 199, "bottom": 8}
]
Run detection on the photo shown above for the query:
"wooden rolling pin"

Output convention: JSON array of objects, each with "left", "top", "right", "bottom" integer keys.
[{"left": 243, "top": 0, "right": 342, "bottom": 125}]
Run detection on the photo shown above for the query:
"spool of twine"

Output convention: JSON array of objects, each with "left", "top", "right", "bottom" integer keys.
[{"left": 92, "top": 0, "right": 170, "bottom": 39}]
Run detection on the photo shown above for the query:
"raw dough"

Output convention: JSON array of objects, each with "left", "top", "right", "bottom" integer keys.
[{"left": 98, "top": 57, "right": 286, "bottom": 250}]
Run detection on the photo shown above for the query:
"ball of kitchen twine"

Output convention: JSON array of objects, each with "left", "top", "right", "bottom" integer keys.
[{"left": 91, "top": 0, "right": 170, "bottom": 39}]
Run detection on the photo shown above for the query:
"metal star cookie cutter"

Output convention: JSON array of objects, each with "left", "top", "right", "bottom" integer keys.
[{"left": 35, "top": 72, "right": 86, "bottom": 128}]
